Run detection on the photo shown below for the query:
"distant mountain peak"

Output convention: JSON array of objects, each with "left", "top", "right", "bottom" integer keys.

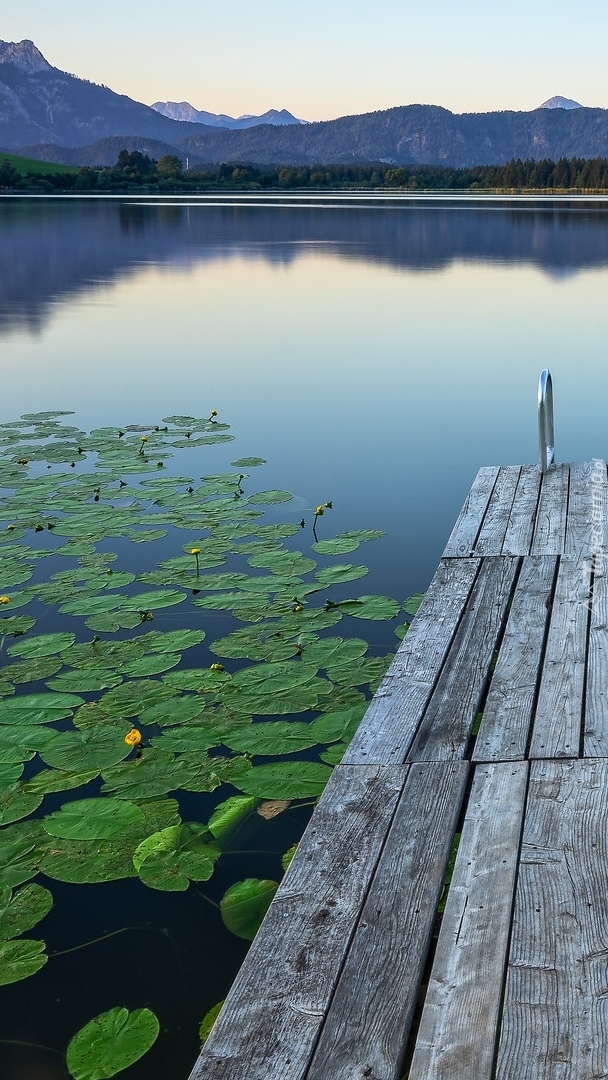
[
  {"left": 538, "top": 95, "right": 582, "bottom": 110},
  {"left": 0, "top": 39, "right": 52, "bottom": 74},
  {"left": 151, "top": 101, "right": 306, "bottom": 129}
]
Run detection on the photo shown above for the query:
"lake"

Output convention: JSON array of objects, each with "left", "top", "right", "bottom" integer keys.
[{"left": 1, "top": 193, "right": 608, "bottom": 1080}]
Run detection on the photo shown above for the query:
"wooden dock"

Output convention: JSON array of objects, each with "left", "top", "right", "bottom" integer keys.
[{"left": 189, "top": 461, "right": 608, "bottom": 1080}]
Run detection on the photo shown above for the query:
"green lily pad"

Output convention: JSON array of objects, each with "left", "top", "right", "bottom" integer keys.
[
  {"left": 7, "top": 632, "right": 76, "bottom": 658},
  {"left": 66, "top": 1007, "right": 160, "bottom": 1080},
  {"left": 404, "top": 592, "right": 425, "bottom": 616},
  {"left": 337, "top": 595, "right": 401, "bottom": 620},
  {"left": 230, "top": 457, "right": 266, "bottom": 467},
  {"left": 238, "top": 761, "right": 333, "bottom": 799},
  {"left": 223, "top": 721, "right": 320, "bottom": 756},
  {"left": 314, "top": 564, "right": 368, "bottom": 586},
  {"left": 247, "top": 490, "right": 293, "bottom": 504},
  {"left": 39, "top": 729, "right": 130, "bottom": 772},
  {"left": 0, "top": 784, "right": 44, "bottom": 825},
  {"left": 0, "top": 937, "right": 47, "bottom": 986},
  {"left": 208, "top": 796, "right": 257, "bottom": 846},
  {"left": 133, "top": 822, "right": 220, "bottom": 890},
  {"left": 0, "top": 883, "right": 53, "bottom": 940},
  {"left": 312, "top": 537, "right": 360, "bottom": 554},
  {"left": 199, "top": 1000, "right": 224, "bottom": 1044},
  {"left": 220, "top": 878, "right": 278, "bottom": 940},
  {"left": 43, "top": 798, "right": 145, "bottom": 840}
]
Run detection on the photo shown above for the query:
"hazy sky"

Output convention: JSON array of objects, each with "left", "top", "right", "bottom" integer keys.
[{"left": 4, "top": 2, "right": 607, "bottom": 121}]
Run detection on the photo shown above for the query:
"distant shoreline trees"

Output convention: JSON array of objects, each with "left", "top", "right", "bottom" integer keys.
[{"left": 4, "top": 150, "right": 608, "bottom": 193}]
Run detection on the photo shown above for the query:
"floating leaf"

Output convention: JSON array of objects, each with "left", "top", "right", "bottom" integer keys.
[
  {"left": 134, "top": 823, "right": 220, "bottom": 891},
  {"left": 0, "top": 937, "right": 47, "bottom": 986},
  {"left": 199, "top": 1000, "right": 224, "bottom": 1045},
  {"left": 404, "top": 593, "right": 425, "bottom": 616},
  {"left": 43, "top": 799, "right": 145, "bottom": 840},
  {"left": 208, "top": 796, "right": 256, "bottom": 845},
  {"left": 231, "top": 457, "right": 266, "bottom": 467},
  {"left": 238, "top": 761, "right": 332, "bottom": 799},
  {"left": 66, "top": 1007, "right": 160, "bottom": 1080},
  {"left": 0, "top": 883, "right": 53, "bottom": 940},
  {"left": 7, "top": 632, "right": 76, "bottom": 658},
  {"left": 337, "top": 595, "right": 401, "bottom": 620},
  {"left": 0, "top": 784, "right": 43, "bottom": 825},
  {"left": 281, "top": 843, "right": 297, "bottom": 871},
  {"left": 312, "top": 537, "right": 360, "bottom": 555},
  {"left": 314, "top": 564, "right": 368, "bottom": 586},
  {"left": 220, "top": 878, "right": 278, "bottom": 940},
  {"left": 257, "top": 800, "right": 290, "bottom": 820},
  {"left": 247, "top": 490, "right": 292, "bottom": 504}
]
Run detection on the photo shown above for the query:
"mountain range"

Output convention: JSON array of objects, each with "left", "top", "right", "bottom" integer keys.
[
  {"left": 2, "top": 39, "right": 608, "bottom": 170},
  {"left": 151, "top": 101, "right": 305, "bottom": 128}
]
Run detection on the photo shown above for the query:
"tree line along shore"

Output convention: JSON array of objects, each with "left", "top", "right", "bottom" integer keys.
[{"left": 3, "top": 149, "right": 608, "bottom": 193}]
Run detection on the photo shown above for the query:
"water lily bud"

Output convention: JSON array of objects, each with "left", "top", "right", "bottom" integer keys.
[
  {"left": 315, "top": 506, "right": 325, "bottom": 516},
  {"left": 210, "top": 662, "right": 224, "bottom": 672},
  {"left": 0, "top": 595, "right": 10, "bottom": 604},
  {"left": 124, "top": 728, "right": 142, "bottom": 747}
]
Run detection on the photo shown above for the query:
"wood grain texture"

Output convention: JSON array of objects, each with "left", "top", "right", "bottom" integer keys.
[
  {"left": 502, "top": 464, "right": 543, "bottom": 556},
  {"left": 530, "top": 558, "right": 589, "bottom": 759},
  {"left": 496, "top": 759, "right": 608, "bottom": 1080},
  {"left": 409, "top": 762, "right": 528, "bottom": 1080},
  {"left": 584, "top": 561, "right": 608, "bottom": 756},
  {"left": 565, "top": 459, "right": 607, "bottom": 560},
  {"left": 474, "top": 466, "right": 521, "bottom": 556},
  {"left": 474, "top": 556, "right": 556, "bottom": 762},
  {"left": 530, "top": 463, "right": 569, "bottom": 556},
  {"left": 343, "top": 559, "right": 479, "bottom": 765},
  {"left": 408, "top": 557, "right": 519, "bottom": 761},
  {"left": 442, "top": 467, "right": 499, "bottom": 558},
  {"left": 307, "top": 761, "right": 469, "bottom": 1080},
  {"left": 188, "top": 764, "right": 408, "bottom": 1080}
]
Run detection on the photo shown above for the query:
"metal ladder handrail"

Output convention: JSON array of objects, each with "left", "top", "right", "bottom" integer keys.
[{"left": 538, "top": 369, "right": 555, "bottom": 472}]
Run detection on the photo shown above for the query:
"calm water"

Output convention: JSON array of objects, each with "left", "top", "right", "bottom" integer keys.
[{"left": 2, "top": 193, "right": 608, "bottom": 1079}]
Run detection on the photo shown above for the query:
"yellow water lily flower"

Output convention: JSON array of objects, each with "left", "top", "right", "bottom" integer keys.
[
  {"left": 0, "top": 595, "right": 10, "bottom": 604},
  {"left": 124, "top": 728, "right": 142, "bottom": 747},
  {"left": 190, "top": 548, "right": 201, "bottom": 555},
  {"left": 210, "top": 662, "right": 224, "bottom": 672}
]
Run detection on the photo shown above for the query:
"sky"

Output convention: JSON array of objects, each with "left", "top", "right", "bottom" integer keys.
[{"left": 3, "top": 2, "right": 608, "bottom": 122}]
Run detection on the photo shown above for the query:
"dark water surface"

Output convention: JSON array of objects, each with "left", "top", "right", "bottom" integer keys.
[{"left": 2, "top": 194, "right": 608, "bottom": 1079}]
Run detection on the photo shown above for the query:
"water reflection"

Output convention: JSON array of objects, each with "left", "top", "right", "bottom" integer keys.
[{"left": 2, "top": 197, "right": 608, "bottom": 334}]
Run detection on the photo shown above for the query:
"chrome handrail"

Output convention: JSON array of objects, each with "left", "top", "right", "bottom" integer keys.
[{"left": 538, "top": 369, "right": 555, "bottom": 472}]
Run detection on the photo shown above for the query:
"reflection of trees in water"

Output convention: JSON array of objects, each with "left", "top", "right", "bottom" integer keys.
[{"left": 2, "top": 200, "right": 608, "bottom": 334}]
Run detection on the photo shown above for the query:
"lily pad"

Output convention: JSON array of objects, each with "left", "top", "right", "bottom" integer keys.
[
  {"left": 7, "top": 632, "right": 76, "bottom": 658},
  {"left": 238, "top": 761, "right": 333, "bottom": 799},
  {"left": 43, "top": 798, "right": 145, "bottom": 840},
  {"left": 337, "top": 595, "right": 401, "bottom": 620},
  {"left": 0, "top": 883, "right": 53, "bottom": 940},
  {"left": 208, "top": 796, "right": 257, "bottom": 846},
  {"left": 0, "top": 937, "right": 47, "bottom": 986},
  {"left": 66, "top": 1007, "right": 160, "bottom": 1080},
  {"left": 220, "top": 878, "right": 278, "bottom": 940}
]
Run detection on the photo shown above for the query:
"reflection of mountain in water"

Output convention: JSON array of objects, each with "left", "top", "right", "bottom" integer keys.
[{"left": 2, "top": 198, "right": 608, "bottom": 333}]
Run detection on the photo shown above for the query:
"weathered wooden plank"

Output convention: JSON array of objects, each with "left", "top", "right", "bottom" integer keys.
[
  {"left": 343, "top": 558, "right": 480, "bottom": 765},
  {"left": 408, "top": 556, "right": 519, "bottom": 761},
  {"left": 584, "top": 561, "right": 608, "bottom": 756},
  {"left": 496, "top": 759, "right": 608, "bottom": 1080},
  {"left": 188, "top": 764, "right": 408, "bottom": 1080},
  {"left": 442, "top": 466, "right": 499, "bottom": 558},
  {"left": 529, "top": 557, "right": 589, "bottom": 759},
  {"left": 473, "top": 466, "right": 521, "bottom": 556},
  {"left": 502, "top": 464, "right": 543, "bottom": 556},
  {"left": 530, "top": 462, "right": 569, "bottom": 556},
  {"left": 307, "top": 761, "right": 469, "bottom": 1080},
  {"left": 565, "top": 459, "right": 607, "bottom": 559},
  {"left": 409, "top": 762, "right": 528, "bottom": 1080},
  {"left": 473, "top": 556, "right": 557, "bottom": 762}
]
